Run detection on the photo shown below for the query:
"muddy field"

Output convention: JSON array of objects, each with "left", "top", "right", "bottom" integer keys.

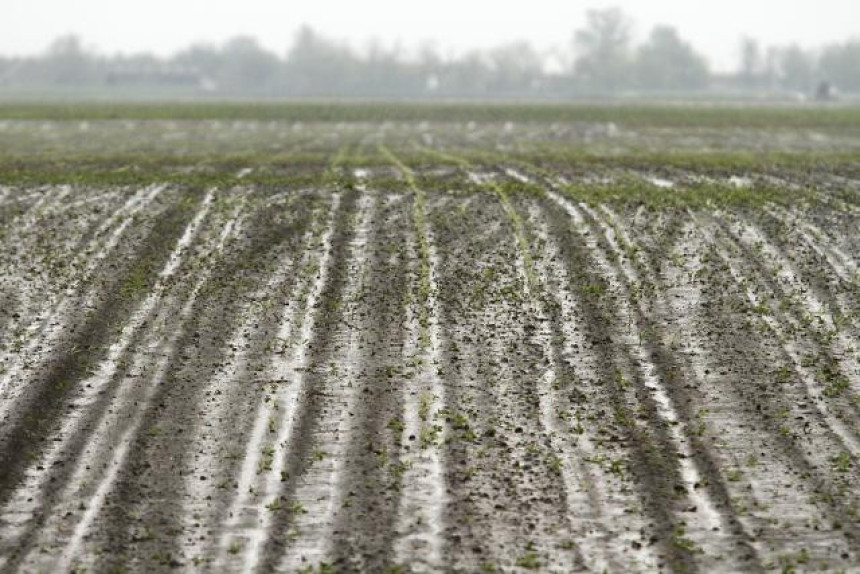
[{"left": 1, "top": 106, "right": 859, "bottom": 573}]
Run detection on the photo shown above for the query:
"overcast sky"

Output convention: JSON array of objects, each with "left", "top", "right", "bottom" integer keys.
[{"left": 4, "top": 0, "right": 858, "bottom": 71}]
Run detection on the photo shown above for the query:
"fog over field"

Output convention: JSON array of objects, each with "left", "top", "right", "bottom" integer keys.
[
  {"left": 4, "top": 0, "right": 858, "bottom": 69},
  {"left": 1, "top": 0, "right": 859, "bottom": 99}
]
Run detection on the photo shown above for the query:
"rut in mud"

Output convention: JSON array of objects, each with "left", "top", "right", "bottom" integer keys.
[{"left": 0, "top": 160, "right": 858, "bottom": 574}]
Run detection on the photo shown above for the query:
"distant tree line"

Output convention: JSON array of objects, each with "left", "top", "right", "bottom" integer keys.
[{"left": 1, "top": 9, "right": 858, "bottom": 98}]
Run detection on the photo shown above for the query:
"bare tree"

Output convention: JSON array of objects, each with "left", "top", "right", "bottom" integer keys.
[
  {"left": 739, "top": 36, "right": 762, "bottom": 87},
  {"left": 635, "top": 26, "right": 709, "bottom": 90},
  {"left": 41, "top": 35, "right": 98, "bottom": 85},
  {"left": 775, "top": 45, "right": 815, "bottom": 92},
  {"left": 820, "top": 40, "right": 860, "bottom": 92},
  {"left": 219, "top": 36, "right": 280, "bottom": 91},
  {"left": 488, "top": 42, "right": 543, "bottom": 92},
  {"left": 573, "top": 7, "right": 633, "bottom": 91}
]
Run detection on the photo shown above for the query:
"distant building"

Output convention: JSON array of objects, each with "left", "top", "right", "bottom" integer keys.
[{"left": 105, "top": 64, "right": 207, "bottom": 89}]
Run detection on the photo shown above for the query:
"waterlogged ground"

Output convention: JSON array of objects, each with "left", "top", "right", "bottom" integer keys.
[{"left": 0, "top": 106, "right": 859, "bottom": 573}]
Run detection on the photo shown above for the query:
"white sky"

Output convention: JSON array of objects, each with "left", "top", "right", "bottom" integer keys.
[{"left": 4, "top": 0, "right": 858, "bottom": 71}]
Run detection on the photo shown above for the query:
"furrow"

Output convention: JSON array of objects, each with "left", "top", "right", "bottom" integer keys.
[
  {"left": 392, "top": 202, "right": 448, "bottom": 571},
  {"left": 276, "top": 186, "right": 375, "bottom": 571},
  {"left": 427, "top": 188, "right": 580, "bottom": 573},
  {"left": 254, "top": 185, "right": 375, "bottom": 572},
  {"left": 500, "top": 195, "right": 584, "bottom": 572},
  {"left": 758, "top": 206, "right": 860, "bottom": 351},
  {"left": 547, "top": 190, "right": 727, "bottom": 571},
  {"left": 711, "top": 213, "right": 860, "bottom": 452},
  {"left": 524, "top": 201, "right": 661, "bottom": 572},
  {"left": 596, "top": 203, "right": 766, "bottom": 570},
  {"left": 377, "top": 153, "right": 449, "bottom": 572},
  {"left": 215, "top": 193, "right": 342, "bottom": 573},
  {"left": 767, "top": 206, "right": 858, "bottom": 284},
  {"left": 0, "top": 187, "right": 202, "bottom": 521},
  {"left": 319, "top": 187, "right": 409, "bottom": 572},
  {"left": 69, "top": 214, "right": 237, "bottom": 572},
  {"left": 679, "top": 214, "right": 860, "bottom": 568},
  {"left": 691, "top": 213, "right": 860, "bottom": 542},
  {"left": 8, "top": 190, "right": 221, "bottom": 573},
  {"left": 178, "top": 192, "right": 323, "bottom": 569},
  {"left": 0, "top": 185, "right": 164, "bottom": 416},
  {"left": 657, "top": 217, "right": 858, "bottom": 570}
]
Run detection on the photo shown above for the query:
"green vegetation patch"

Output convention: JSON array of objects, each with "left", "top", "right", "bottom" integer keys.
[{"left": 4, "top": 102, "right": 860, "bottom": 130}]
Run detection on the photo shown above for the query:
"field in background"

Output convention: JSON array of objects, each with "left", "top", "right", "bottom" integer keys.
[{"left": 0, "top": 103, "right": 858, "bottom": 573}]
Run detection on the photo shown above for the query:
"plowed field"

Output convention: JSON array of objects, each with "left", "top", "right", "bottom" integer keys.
[{"left": 1, "top": 105, "right": 859, "bottom": 573}]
